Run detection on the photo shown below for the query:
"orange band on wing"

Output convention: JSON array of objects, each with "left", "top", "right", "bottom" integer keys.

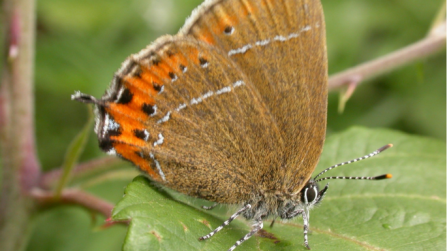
[
  {"left": 107, "top": 102, "right": 150, "bottom": 123},
  {"left": 125, "top": 75, "right": 159, "bottom": 97},
  {"left": 113, "top": 143, "right": 162, "bottom": 182}
]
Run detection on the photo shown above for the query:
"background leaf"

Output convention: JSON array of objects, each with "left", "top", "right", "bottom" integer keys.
[{"left": 112, "top": 127, "right": 446, "bottom": 250}]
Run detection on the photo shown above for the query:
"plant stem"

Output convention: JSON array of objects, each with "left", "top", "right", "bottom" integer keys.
[
  {"left": 0, "top": 0, "right": 39, "bottom": 250},
  {"left": 328, "top": 21, "right": 446, "bottom": 90},
  {"left": 30, "top": 188, "right": 116, "bottom": 219}
]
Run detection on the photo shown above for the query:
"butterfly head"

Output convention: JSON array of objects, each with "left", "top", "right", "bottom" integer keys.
[
  {"left": 277, "top": 144, "right": 393, "bottom": 221},
  {"left": 275, "top": 179, "right": 328, "bottom": 220}
]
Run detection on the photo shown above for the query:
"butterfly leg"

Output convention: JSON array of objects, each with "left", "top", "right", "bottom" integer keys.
[
  {"left": 201, "top": 202, "right": 218, "bottom": 210},
  {"left": 286, "top": 208, "right": 311, "bottom": 249},
  {"left": 199, "top": 204, "right": 251, "bottom": 241},
  {"left": 228, "top": 217, "right": 263, "bottom": 251},
  {"left": 302, "top": 209, "right": 311, "bottom": 249}
]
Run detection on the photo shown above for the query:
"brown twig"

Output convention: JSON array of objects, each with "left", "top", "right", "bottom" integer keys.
[
  {"left": 30, "top": 187, "right": 121, "bottom": 221},
  {"left": 328, "top": 20, "right": 446, "bottom": 90}
]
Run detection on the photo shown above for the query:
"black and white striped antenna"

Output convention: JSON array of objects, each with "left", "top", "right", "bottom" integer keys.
[{"left": 314, "top": 144, "right": 393, "bottom": 183}]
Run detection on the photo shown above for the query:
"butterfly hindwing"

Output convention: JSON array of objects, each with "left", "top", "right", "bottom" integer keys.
[{"left": 97, "top": 36, "right": 287, "bottom": 202}]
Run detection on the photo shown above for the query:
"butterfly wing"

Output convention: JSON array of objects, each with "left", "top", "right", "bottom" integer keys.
[
  {"left": 96, "top": 36, "right": 287, "bottom": 203},
  {"left": 181, "top": 0, "right": 328, "bottom": 193}
]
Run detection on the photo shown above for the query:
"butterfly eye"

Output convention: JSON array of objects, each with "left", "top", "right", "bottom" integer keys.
[{"left": 302, "top": 183, "right": 319, "bottom": 204}]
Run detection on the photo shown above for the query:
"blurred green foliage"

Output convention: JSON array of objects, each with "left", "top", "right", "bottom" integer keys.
[{"left": 27, "top": 0, "right": 445, "bottom": 250}]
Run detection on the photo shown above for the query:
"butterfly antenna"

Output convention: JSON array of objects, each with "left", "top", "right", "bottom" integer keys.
[{"left": 314, "top": 144, "right": 393, "bottom": 183}]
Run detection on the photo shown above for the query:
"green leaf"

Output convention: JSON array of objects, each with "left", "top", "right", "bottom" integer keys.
[
  {"left": 54, "top": 106, "right": 94, "bottom": 197},
  {"left": 112, "top": 127, "right": 446, "bottom": 250}
]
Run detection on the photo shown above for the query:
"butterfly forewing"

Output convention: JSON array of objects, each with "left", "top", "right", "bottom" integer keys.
[{"left": 181, "top": 0, "right": 328, "bottom": 193}]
